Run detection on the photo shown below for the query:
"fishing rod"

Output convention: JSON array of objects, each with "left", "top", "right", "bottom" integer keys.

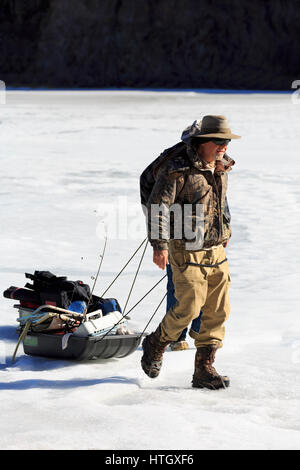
[{"left": 83, "top": 229, "right": 108, "bottom": 320}]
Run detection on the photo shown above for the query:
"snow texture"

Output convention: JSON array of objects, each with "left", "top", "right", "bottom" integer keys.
[{"left": 0, "top": 90, "right": 300, "bottom": 450}]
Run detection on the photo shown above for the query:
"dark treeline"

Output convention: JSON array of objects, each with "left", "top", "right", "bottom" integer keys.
[{"left": 0, "top": 0, "right": 299, "bottom": 89}]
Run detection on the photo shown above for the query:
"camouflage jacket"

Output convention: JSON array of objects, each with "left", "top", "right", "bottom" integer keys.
[{"left": 140, "top": 142, "right": 235, "bottom": 251}]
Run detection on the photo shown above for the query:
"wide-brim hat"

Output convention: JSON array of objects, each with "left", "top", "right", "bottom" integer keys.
[{"left": 181, "top": 115, "right": 241, "bottom": 142}]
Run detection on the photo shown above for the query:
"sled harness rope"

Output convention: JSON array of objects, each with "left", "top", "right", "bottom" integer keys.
[
  {"left": 96, "top": 237, "right": 167, "bottom": 342},
  {"left": 97, "top": 273, "right": 168, "bottom": 343},
  {"left": 100, "top": 238, "right": 148, "bottom": 298},
  {"left": 123, "top": 239, "right": 149, "bottom": 315}
]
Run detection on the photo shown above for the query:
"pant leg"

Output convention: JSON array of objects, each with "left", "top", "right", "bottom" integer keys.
[
  {"left": 166, "top": 264, "right": 176, "bottom": 311},
  {"left": 190, "top": 313, "right": 203, "bottom": 336},
  {"left": 189, "top": 245, "right": 231, "bottom": 348},
  {"left": 159, "top": 241, "right": 208, "bottom": 343},
  {"left": 166, "top": 263, "right": 188, "bottom": 341}
]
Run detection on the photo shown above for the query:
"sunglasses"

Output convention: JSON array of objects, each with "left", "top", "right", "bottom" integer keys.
[{"left": 210, "top": 138, "right": 231, "bottom": 146}]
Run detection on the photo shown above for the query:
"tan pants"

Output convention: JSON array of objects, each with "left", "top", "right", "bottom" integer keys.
[{"left": 159, "top": 240, "right": 231, "bottom": 349}]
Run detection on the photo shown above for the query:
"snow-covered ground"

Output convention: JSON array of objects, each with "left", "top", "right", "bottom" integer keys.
[{"left": 0, "top": 90, "right": 299, "bottom": 450}]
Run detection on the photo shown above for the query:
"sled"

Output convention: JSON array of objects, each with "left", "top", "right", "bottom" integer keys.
[
  {"left": 22, "top": 330, "right": 143, "bottom": 361},
  {"left": 4, "top": 247, "right": 161, "bottom": 364},
  {"left": 13, "top": 303, "right": 144, "bottom": 362}
]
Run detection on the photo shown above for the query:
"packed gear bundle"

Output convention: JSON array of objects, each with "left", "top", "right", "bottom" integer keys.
[{"left": 3, "top": 239, "right": 169, "bottom": 364}]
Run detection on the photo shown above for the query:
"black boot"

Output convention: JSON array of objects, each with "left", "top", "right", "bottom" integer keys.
[
  {"left": 141, "top": 328, "right": 170, "bottom": 378},
  {"left": 192, "top": 345, "right": 230, "bottom": 390}
]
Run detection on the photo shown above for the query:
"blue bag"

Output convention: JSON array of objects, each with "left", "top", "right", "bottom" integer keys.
[{"left": 68, "top": 300, "right": 87, "bottom": 314}]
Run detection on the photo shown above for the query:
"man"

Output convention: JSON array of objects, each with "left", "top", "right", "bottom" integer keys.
[
  {"left": 140, "top": 139, "right": 203, "bottom": 352},
  {"left": 140, "top": 115, "right": 241, "bottom": 389}
]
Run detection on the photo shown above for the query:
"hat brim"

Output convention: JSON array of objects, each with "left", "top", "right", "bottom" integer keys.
[{"left": 194, "top": 132, "right": 241, "bottom": 139}]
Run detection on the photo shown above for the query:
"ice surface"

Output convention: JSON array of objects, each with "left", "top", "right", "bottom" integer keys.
[{"left": 0, "top": 90, "right": 300, "bottom": 450}]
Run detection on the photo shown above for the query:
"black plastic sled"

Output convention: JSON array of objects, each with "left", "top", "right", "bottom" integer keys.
[
  {"left": 4, "top": 269, "right": 146, "bottom": 363},
  {"left": 22, "top": 330, "right": 143, "bottom": 361}
]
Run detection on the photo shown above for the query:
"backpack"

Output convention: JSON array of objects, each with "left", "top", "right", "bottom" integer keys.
[{"left": 140, "top": 142, "right": 185, "bottom": 207}]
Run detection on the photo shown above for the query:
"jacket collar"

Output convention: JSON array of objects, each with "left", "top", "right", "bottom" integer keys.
[
  {"left": 155, "top": 142, "right": 235, "bottom": 178},
  {"left": 186, "top": 143, "right": 235, "bottom": 172}
]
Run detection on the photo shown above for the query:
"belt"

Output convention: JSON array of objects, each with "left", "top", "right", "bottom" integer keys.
[{"left": 186, "top": 257, "right": 227, "bottom": 268}]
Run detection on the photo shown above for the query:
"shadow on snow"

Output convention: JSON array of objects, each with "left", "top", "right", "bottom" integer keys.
[{"left": 0, "top": 375, "right": 141, "bottom": 390}]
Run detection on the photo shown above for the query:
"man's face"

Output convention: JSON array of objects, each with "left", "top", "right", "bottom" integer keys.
[{"left": 197, "top": 140, "right": 229, "bottom": 163}]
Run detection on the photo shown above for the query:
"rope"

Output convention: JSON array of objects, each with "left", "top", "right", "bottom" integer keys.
[
  {"left": 124, "top": 274, "right": 167, "bottom": 317},
  {"left": 89, "top": 273, "right": 167, "bottom": 343},
  {"left": 139, "top": 292, "right": 167, "bottom": 338},
  {"left": 100, "top": 238, "right": 147, "bottom": 298},
  {"left": 122, "top": 240, "right": 148, "bottom": 315},
  {"left": 11, "top": 320, "right": 31, "bottom": 364}
]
